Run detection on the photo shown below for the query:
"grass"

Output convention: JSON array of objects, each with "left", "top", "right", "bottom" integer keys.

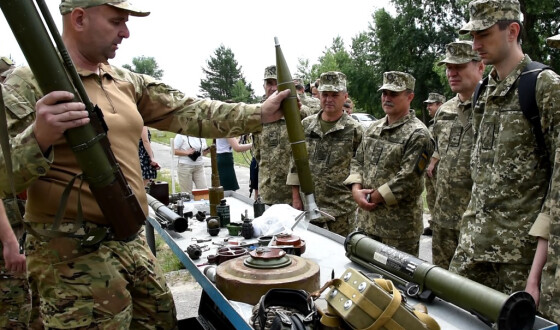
[{"left": 155, "top": 233, "right": 185, "bottom": 273}]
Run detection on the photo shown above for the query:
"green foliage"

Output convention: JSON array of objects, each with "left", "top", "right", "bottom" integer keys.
[
  {"left": 199, "top": 44, "right": 255, "bottom": 102},
  {"left": 231, "top": 80, "right": 253, "bottom": 103},
  {"left": 123, "top": 55, "right": 164, "bottom": 79},
  {"left": 308, "top": 0, "right": 560, "bottom": 122},
  {"left": 155, "top": 234, "right": 185, "bottom": 273},
  {"left": 312, "top": 37, "right": 353, "bottom": 80},
  {"left": 149, "top": 129, "right": 176, "bottom": 145},
  {"left": 518, "top": 0, "right": 560, "bottom": 72},
  {"left": 296, "top": 58, "right": 312, "bottom": 84},
  {"left": 368, "top": 0, "right": 462, "bottom": 124}
]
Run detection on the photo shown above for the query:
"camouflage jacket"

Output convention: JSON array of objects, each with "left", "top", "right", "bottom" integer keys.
[
  {"left": 253, "top": 105, "right": 314, "bottom": 205},
  {"left": 462, "top": 55, "right": 560, "bottom": 263},
  {"left": 0, "top": 64, "right": 263, "bottom": 225},
  {"left": 431, "top": 95, "right": 474, "bottom": 230},
  {"left": 253, "top": 119, "right": 293, "bottom": 205},
  {"left": 299, "top": 93, "right": 321, "bottom": 115},
  {"left": 345, "top": 112, "right": 434, "bottom": 239},
  {"left": 287, "top": 111, "right": 363, "bottom": 217}
]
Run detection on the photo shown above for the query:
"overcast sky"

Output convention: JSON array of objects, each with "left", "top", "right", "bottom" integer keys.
[{"left": 1, "top": 0, "right": 393, "bottom": 96}]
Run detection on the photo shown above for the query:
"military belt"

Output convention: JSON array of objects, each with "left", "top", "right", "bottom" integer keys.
[{"left": 27, "top": 221, "right": 140, "bottom": 245}]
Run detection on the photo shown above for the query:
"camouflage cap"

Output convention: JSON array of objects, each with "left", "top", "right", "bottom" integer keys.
[
  {"left": 547, "top": 34, "right": 560, "bottom": 49},
  {"left": 293, "top": 78, "right": 304, "bottom": 87},
  {"left": 423, "top": 93, "right": 446, "bottom": 104},
  {"left": 0, "top": 56, "right": 14, "bottom": 74},
  {"left": 318, "top": 71, "right": 347, "bottom": 92},
  {"left": 437, "top": 41, "right": 480, "bottom": 66},
  {"left": 459, "top": 0, "right": 521, "bottom": 34},
  {"left": 263, "top": 65, "right": 277, "bottom": 80},
  {"left": 378, "top": 71, "right": 415, "bottom": 92},
  {"left": 59, "top": 0, "right": 150, "bottom": 17}
]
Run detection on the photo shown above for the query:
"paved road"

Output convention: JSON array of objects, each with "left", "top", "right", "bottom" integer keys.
[{"left": 151, "top": 141, "right": 433, "bottom": 320}]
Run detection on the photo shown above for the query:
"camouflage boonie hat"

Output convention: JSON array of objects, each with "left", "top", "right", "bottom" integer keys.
[
  {"left": 547, "top": 34, "right": 560, "bottom": 49},
  {"left": 0, "top": 57, "right": 14, "bottom": 75},
  {"left": 459, "top": 0, "right": 521, "bottom": 34},
  {"left": 293, "top": 78, "right": 304, "bottom": 87},
  {"left": 378, "top": 71, "right": 415, "bottom": 92},
  {"left": 60, "top": 0, "right": 150, "bottom": 16},
  {"left": 263, "top": 65, "right": 277, "bottom": 80},
  {"left": 318, "top": 71, "right": 347, "bottom": 92},
  {"left": 438, "top": 41, "right": 480, "bottom": 66},
  {"left": 424, "top": 93, "right": 446, "bottom": 104}
]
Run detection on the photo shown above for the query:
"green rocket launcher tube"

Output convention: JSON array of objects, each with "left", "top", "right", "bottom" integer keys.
[
  {"left": 275, "top": 37, "right": 320, "bottom": 220},
  {"left": 0, "top": 0, "right": 145, "bottom": 240},
  {"left": 344, "top": 232, "right": 536, "bottom": 330}
]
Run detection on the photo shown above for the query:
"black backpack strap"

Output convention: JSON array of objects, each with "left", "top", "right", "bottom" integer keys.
[
  {"left": 518, "top": 61, "right": 551, "bottom": 157},
  {"left": 472, "top": 76, "right": 489, "bottom": 106}
]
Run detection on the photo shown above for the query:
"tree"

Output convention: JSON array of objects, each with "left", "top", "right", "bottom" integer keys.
[
  {"left": 346, "top": 30, "right": 380, "bottom": 116},
  {"left": 230, "top": 80, "right": 253, "bottom": 103},
  {"left": 296, "top": 58, "right": 312, "bottom": 85},
  {"left": 303, "top": 0, "right": 559, "bottom": 119},
  {"left": 312, "top": 37, "right": 353, "bottom": 80},
  {"left": 123, "top": 55, "right": 164, "bottom": 79},
  {"left": 367, "top": 0, "right": 463, "bottom": 123},
  {"left": 518, "top": 0, "right": 560, "bottom": 72},
  {"left": 199, "top": 45, "right": 255, "bottom": 102}
]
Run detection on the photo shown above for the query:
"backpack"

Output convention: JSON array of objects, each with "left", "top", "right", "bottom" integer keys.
[
  {"left": 472, "top": 61, "right": 551, "bottom": 160},
  {"left": 251, "top": 289, "right": 319, "bottom": 330}
]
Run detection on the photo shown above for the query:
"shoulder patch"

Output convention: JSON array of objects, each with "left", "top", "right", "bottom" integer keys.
[{"left": 415, "top": 149, "right": 429, "bottom": 174}]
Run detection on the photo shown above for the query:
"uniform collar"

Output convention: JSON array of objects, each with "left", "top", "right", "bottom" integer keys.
[
  {"left": 309, "top": 110, "right": 349, "bottom": 136},
  {"left": 488, "top": 54, "right": 531, "bottom": 97}
]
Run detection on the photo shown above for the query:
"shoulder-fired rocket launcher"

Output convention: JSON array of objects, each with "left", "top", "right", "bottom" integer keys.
[
  {"left": 147, "top": 194, "right": 188, "bottom": 233},
  {"left": 345, "top": 232, "right": 536, "bottom": 330},
  {"left": 275, "top": 37, "right": 332, "bottom": 222},
  {"left": 0, "top": 0, "right": 144, "bottom": 240}
]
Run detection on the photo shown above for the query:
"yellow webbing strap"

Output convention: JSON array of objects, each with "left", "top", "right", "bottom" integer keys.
[
  {"left": 329, "top": 278, "right": 404, "bottom": 330},
  {"left": 319, "top": 310, "right": 344, "bottom": 328},
  {"left": 369, "top": 279, "right": 403, "bottom": 330},
  {"left": 317, "top": 277, "right": 440, "bottom": 330},
  {"left": 412, "top": 310, "right": 440, "bottom": 330}
]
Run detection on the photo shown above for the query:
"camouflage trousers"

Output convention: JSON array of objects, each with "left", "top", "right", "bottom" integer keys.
[
  {"left": 26, "top": 222, "right": 177, "bottom": 329},
  {"left": 431, "top": 222, "right": 459, "bottom": 270},
  {"left": 311, "top": 211, "right": 355, "bottom": 238},
  {"left": 424, "top": 170, "right": 436, "bottom": 217},
  {"left": 539, "top": 235, "right": 560, "bottom": 325},
  {"left": 449, "top": 247, "right": 530, "bottom": 294},
  {"left": 540, "top": 288, "right": 560, "bottom": 326},
  {"left": 0, "top": 225, "right": 32, "bottom": 330}
]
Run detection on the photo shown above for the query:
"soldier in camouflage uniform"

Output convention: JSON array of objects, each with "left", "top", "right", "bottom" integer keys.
[
  {"left": 422, "top": 92, "right": 445, "bottom": 237},
  {"left": 253, "top": 67, "right": 312, "bottom": 205},
  {"left": 0, "top": 1, "right": 289, "bottom": 328},
  {"left": 344, "top": 72, "right": 434, "bottom": 256},
  {"left": 525, "top": 33, "right": 560, "bottom": 325},
  {"left": 0, "top": 57, "right": 15, "bottom": 83},
  {"left": 1, "top": 59, "right": 34, "bottom": 330},
  {"left": 430, "top": 41, "right": 484, "bottom": 269},
  {"left": 287, "top": 72, "right": 363, "bottom": 237},
  {"left": 294, "top": 78, "right": 321, "bottom": 115},
  {"left": 449, "top": 0, "right": 560, "bottom": 295},
  {"left": 0, "top": 198, "right": 30, "bottom": 329}
]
